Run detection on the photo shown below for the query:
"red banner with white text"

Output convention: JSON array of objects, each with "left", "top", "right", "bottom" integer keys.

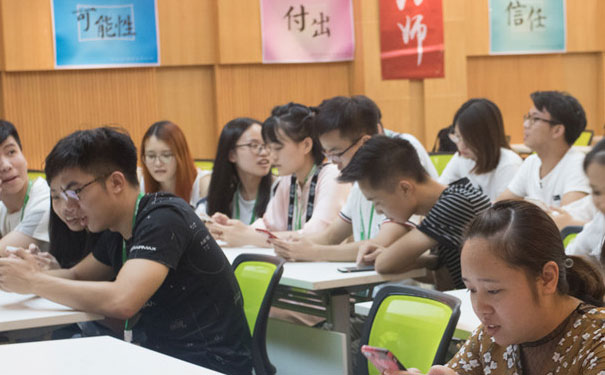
[{"left": 379, "top": 0, "right": 444, "bottom": 79}]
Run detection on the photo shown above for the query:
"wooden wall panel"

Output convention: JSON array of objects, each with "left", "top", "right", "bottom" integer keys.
[
  {"left": 464, "top": 0, "right": 489, "bottom": 56},
  {"left": 155, "top": 66, "right": 217, "bottom": 159},
  {"left": 157, "top": 0, "right": 217, "bottom": 65},
  {"left": 217, "top": 0, "right": 262, "bottom": 64},
  {"left": 0, "top": 0, "right": 54, "bottom": 71},
  {"left": 214, "top": 63, "right": 350, "bottom": 134},
  {"left": 467, "top": 53, "right": 601, "bottom": 144},
  {"left": 1, "top": 69, "right": 158, "bottom": 169},
  {"left": 423, "top": 0, "right": 468, "bottom": 147}
]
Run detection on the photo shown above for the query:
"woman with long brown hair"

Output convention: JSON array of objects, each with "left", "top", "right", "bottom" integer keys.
[{"left": 140, "top": 121, "right": 209, "bottom": 207}]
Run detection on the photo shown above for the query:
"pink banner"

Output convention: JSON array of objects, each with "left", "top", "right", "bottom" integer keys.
[{"left": 261, "top": 0, "right": 355, "bottom": 63}]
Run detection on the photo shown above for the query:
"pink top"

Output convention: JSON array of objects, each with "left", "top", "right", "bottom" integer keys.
[{"left": 255, "top": 163, "right": 350, "bottom": 234}]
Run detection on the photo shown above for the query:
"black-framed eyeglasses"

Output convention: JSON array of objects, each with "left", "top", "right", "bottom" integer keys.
[
  {"left": 322, "top": 136, "right": 363, "bottom": 162},
  {"left": 523, "top": 113, "right": 560, "bottom": 126},
  {"left": 60, "top": 176, "right": 105, "bottom": 201},
  {"left": 234, "top": 142, "right": 270, "bottom": 155}
]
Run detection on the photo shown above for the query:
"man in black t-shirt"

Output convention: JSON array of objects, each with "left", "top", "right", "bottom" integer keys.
[{"left": 0, "top": 128, "right": 252, "bottom": 375}]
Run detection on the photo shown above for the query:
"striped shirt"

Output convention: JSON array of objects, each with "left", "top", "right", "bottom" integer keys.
[{"left": 417, "top": 178, "right": 491, "bottom": 289}]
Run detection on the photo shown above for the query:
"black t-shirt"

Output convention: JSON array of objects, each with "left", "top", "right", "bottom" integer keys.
[{"left": 93, "top": 193, "right": 252, "bottom": 375}]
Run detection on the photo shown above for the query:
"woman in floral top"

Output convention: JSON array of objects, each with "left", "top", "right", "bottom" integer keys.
[{"left": 389, "top": 200, "right": 605, "bottom": 375}]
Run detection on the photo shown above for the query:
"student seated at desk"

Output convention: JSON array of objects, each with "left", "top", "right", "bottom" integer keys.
[
  {"left": 340, "top": 136, "right": 491, "bottom": 290},
  {"left": 208, "top": 103, "right": 350, "bottom": 247},
  {"left": 0, "top": 120, "right": 50, "bottom": 256},
  {"left": 140, "top": 121, "right": 210, "bottom": 209},
  {"left": 394, "top": 200, "right": 605, "bottom": 375},
  {"left": 497, "top": 91, "right": 591, "bottom": 223},
  {"left": 566, "top": 138, "right": 605, "bottom": 266},
  {"left": 0, "top": 128, "right": 252, "bottom": 375},
  {"left": 440, "top": 99, "right": 522, "bottom": 201},
  {"left": 271, "top": 95, "right": 436, "bottom": 261},
  {"left": 202, "top": 117, "right": 273, "bottom": 223}
]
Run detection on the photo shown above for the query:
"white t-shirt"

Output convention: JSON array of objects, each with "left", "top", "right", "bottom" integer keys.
[
  {"left": 385, "top": 129, "right": 439, "bottom": 179},
  {"left": 439, "top": 148, "right": 522, "bottom": 201},
  {"left": 233, "top": 194, "right": 256, "bottom": 225},
  {"left": 507, "top": 149, "right": 590, "bottom": 207},
  {"left": 566, "top": 211, "right": 605, "bottom": 264},
  {"left": 0, "top": 177, "right": 50, "bottom": 246},
  {"left": 339, "top": 183, "right": 386, "bottom": 242}
]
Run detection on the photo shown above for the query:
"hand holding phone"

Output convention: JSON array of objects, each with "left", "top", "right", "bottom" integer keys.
[
  {"left": 361, "top": 345, "right": 406, "bottom": 372},
  {"left": 255, "top": 228, "right": 278, "bottom": 239}
]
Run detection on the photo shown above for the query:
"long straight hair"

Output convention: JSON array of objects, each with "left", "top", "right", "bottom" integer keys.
[
  {"left": 206, "top": 118, "right": 272, "bottom": 219},
  {"left": 453, "top": 98, "right": 510, "bottom": 174},
  {"left": 48, "top": 207, "right": 96, "bottom": 268},
  {"left": 140, "top": 121, "right": 197, "bottom": 202}
]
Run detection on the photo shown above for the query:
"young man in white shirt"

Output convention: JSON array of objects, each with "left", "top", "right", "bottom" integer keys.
[
  {"left": 497, "top": 91, "right": 590, "bottom": 210},
  {"left": 0, "top": 120, "right": 50, "bottom": 256},
  {"left": 271, "top": 95, "right": 438, "bottom": 261}
]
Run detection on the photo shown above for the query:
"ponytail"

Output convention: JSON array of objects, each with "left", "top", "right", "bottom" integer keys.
[{"left": 564, "top": 255, "right": 605, "bottom": 307}]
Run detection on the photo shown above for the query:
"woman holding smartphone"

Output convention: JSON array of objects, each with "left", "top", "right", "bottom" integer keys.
[
  {"left": 388, "top": 200, "right": 605, "bottom": 375},
  {"left": 208, "top": 102, "right": 350, "bottom": 247}
]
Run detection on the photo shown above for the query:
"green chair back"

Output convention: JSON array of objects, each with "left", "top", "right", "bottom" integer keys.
[
  {"left": 358, "top": 285, "right": 460, "bottom": 375},
  {"left": 574, "top": 130, "right": 593, "bottom": 146},
  {"left": 429, "top": 153, "right": 454, "bottom": 176},
  {"left": 233, "top": 254, "right": 285, "bottom": 375},
  {"left": 563, "top": 233, "right": 578, "bottom": 248},
  {"left": 27, "top": 170, "right": 46, "bottom": 180},
  {"left": 194, "top": 159, "right": 214, "bottom": 171},
  {"left": 561, "top": 225, "right": 583, "bottom": 248}
]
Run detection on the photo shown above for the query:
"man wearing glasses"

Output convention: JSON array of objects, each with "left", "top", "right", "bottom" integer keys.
[
  {"left": 0, "top": 127, "right": 253, "bottom": 375},
  {"left": 271, "top": 95, "right": 437, "bottom": 263},
  {"left": 0, "top": 120, "right": 50, "bottom": 257},
  {"left": 497, "top": 91, "right": 590, "bottom": 214}
]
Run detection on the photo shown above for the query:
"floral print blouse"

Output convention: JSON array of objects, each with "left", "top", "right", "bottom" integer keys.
[{"left": 447, "top": 304, "right": 605, "bottom": 374}]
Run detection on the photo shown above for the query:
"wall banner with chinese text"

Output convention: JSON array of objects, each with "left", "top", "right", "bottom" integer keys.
[
  {"left": 379, "top": 0, "right": 444, "bottom": 80},
  {"left": 489, "top": 0, "right": 566, "bottom": 54},
  {"left": 260, "top": 0, "right": 355, "bottom": 63},
  {"left": 51, "top": 0, "right": 160, "bottom": 68}
]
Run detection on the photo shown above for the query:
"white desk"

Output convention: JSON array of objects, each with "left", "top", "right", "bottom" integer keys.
[
  {"left": 0, "top": 291, "right": 103, "bottom": 332},
  {"left": 354, "top": 288, "right": 480, "bottom": 339},
  {"left": 0, "top": 336, "right": 220, "bottom": 374}
]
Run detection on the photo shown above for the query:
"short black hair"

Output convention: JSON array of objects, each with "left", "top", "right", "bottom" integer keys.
[
  {"left": 338, "top": 135, "right": 428, "bottom": 190},
  {"left": 45, "top": 127, "right": 139, "bottom": 186},
  {"left": 314, "top": 95, "right": 381, "bottom": 141},
  {"left": 530, "top": 91, "right": 586, "bottom": 145},
  {"left": 262, "top": 102, "right": 324, "bottom": 165},
  {"left": 0, "top": 120, "right": 22, "bottom": 149}
]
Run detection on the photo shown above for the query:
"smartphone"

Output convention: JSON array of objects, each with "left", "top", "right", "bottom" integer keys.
[
  {"left": 255, "top": 228, "right": 278, "bottom": 239},
  {"left": 361, "top": 345, "right": 406, "bottom": 372},
  {"left": 197, "top": 211, "right": 214, "bottom": 224},
  {"left": 337, "top": 265, "right": 375, "bottom": 273}
]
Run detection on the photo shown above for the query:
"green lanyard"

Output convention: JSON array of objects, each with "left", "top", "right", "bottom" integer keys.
[
  {"left": 19, "top": 180, "right": 33, "bottom": 221},
  {"left": 293, "top": 164, "right": 317, "bottom": 231},
  {"left": 233, "top": 188, "right": 258, "bottom": 224},
  {"left": 359, "top": 203, "right": 375, "bottom": 241},
  {"left": 122, "top": 192, "right": 144, "bottom": 342}
]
